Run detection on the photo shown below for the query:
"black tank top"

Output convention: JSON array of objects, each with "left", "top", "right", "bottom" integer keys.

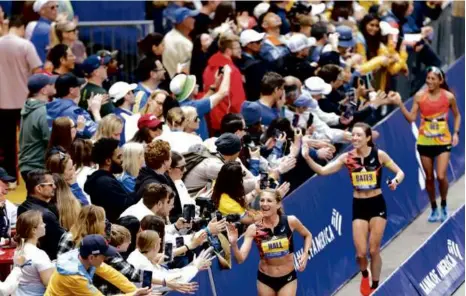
[
  {"left": 345, "top": 147, "right": 383, "bottom": 191},
  {"left": 254, "top": 215, "right": 294, "bottom": 259}
]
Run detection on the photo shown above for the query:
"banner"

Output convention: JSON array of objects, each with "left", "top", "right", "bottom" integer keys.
[
  {"left": 375, "top": 206, "right": 465, "bottom": 296},
  {"left": 172, "top": 56, "right": 465, "bottom": 296}
]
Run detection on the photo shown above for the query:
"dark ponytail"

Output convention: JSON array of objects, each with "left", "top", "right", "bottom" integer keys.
[{"left": 427, "top": 66, "right": 450, "bottom": 91}]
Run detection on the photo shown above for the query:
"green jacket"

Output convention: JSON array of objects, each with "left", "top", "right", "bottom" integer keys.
[{"left": 19, "top": 99, "right": 50, "bottom": 173}]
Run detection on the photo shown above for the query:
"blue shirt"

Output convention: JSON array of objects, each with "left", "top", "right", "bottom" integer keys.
[
  {"left": 253, "top": 101, "right": 281, "bottom": 127},
  {"left": 180, "top": 97, "right": 211, "bottom": 140},
  {"left": 30, "top": 17, "right": 52, "bottom": 62},
  {"left": 133, "top": 83, "right": 153, "bottom": 113},
  {"left": 118, "top": 171, "right": 136, "bottom": 193},
  {"left": 114, "top": 107, "right": 133, "bottom": 146}
]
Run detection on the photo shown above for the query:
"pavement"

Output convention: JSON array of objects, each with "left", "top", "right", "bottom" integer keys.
[{"left": 335, "top": 177, "right": 465, "bottom": 296}]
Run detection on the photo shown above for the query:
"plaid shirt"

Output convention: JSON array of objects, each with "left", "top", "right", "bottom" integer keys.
[
  {"left": 57, "top": 232, "right": 75, "bottom": 256},
  {"left": 94, "top": 253, "right": 141, "bottom": 295}
]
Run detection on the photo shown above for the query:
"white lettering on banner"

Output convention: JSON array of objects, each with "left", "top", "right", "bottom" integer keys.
[
  {"left": 418, "top": 239, "right": 463, "bottom": 295},
  {"left": 293, "top": 209, "right": 342, "bottom": 268},
  {"left": 411, "top": 123, "right": 427, "bottom": 190}
]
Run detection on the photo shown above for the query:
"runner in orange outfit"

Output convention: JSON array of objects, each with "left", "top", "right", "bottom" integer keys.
[{"left": 395, "top": 66, "right": 461, "bottom": 223}]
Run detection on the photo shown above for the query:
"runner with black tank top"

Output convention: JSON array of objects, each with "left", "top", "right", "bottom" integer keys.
[
  {"left": 301, "top": 122, "right": 405, "bottom": 296},
  {"left": 227, "top": 189, "right": 312, "bottom": 296},
  {"left": 395, "top": 66, "right": 461, "bottom": 223}
]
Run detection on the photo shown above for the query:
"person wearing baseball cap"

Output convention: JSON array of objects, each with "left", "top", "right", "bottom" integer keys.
[
  {"left": 283, "top": 33, "right": 317, "bottom": 82},
  {"left": 0, "top": 167, "right": 17, "bottom": 240},
  {"left": 19, "top": 74, "right": 57, "bottom": 180},
  {"left": 109, "top": 81, "right": 137, "bottom": 145},
  {"left": 47, "top": 73, "right": 100, "bottom": 139},
  {"left": 130, "top": 114, "right": 164, "bottom": 144},
  {"left": 239, "top": 29, "right": 268, "bottom": 100},
  {"left": 45, "top": 234, "right": 151, "bottom": 296},
  {"left": 79, "top": 54, "right": 114, "bottom": 117},
  {"left": 162, "top": 7, "right": 199, "bottom": 78}
]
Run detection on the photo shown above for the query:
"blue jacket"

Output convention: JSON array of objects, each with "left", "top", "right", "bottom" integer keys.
[
  {"left": 30, "top": 17, "right": 52, "bottom": 62},
  {"left": 46, "top": 98, "right": 97, "bottom": 139},
  {"left": 118, "top": 171, "right": 136, "bottom": 193},
  {"left": 70, "top": 183, "right": 89, "bottom": 205}
]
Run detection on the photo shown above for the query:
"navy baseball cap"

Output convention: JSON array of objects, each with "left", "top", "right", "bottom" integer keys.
[
  {"left": 55, "top": 73, "right": 86, "bottom": 98},
  {"left": 336, "top": 25, "right": 355, "bottom": 48},
  {"left": 0, "top": 168, "right": 15, "bottom": 183},
  {"left": 79, "top": 234, "right": 118, "bottom": 258},
  {"left": 241, "top": 101, "right": 262, "bottom": 127},
  {"left": 27, "top": 74, "right": 58, "bottom": 94},
  {"left": 173, "top": 7, "right": 199, "bottom": 25},
  {"left": 293, "top": 95, "right": 312, "bottom": 108},
  {"left": 81, "top": 55, "right": 112, "bottom": 75}
]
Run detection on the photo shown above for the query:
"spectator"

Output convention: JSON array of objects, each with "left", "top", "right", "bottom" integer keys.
[
  {"left": 238, "top": 29, "right": 268, "bottom": 101},
  {"left": 13, "top": 210, "right": 54, "bottom": 296},
  {"left": 137, "top": 32, "right": 165, "bottom": 59},
  {"left": 0, "top": 15, "right": 42, "bottom": 178},
  {"left": 133, "top": 57, "right": 167, "bottom": 113},
  {"left": 84, "top": 138, "right": 137, "bottom": 223},
  {"left": 118, "top": 142, "right": 145, "bottom": 193},
  {"left": 19, "top": 74, "right": 56, "bottom": 181},
  {"left": 116, "top": 215, "right": 140, "bottom": 260},
  {"left": 130, "top": 114, "right": 164, "bottom": 145},
  {"left": 259, "top": 12, "right": 290, "bottom": 69},
  {"left": 47, "top": 117, "right": 75, "bottom": 154},
  {"left": 45, "top": 234, "right": 147, "bottom": 296},
  {"left": 50, "top": 19, "right": 87, "bottom": 63},
  {"left": 47, "top": 44, "right": 76, "bottom": 75},
  {"left": 92, "top": 114, "right": 124, "bottom": 143},
  {"left": 134, "top": 140, "right": 182, "bottom": 222},
  {"left": 80, "top": 55, "right": 114, "bottom": 117},
  {"left": 158, "top": 107, "right": 202, "bottom": 153},
  {"left": 316, "top": 64, "right": 347, "bottom": 114},
  {"left": 168, "top": 152, "right": 196, "bottom": 211},
  {"left": 70, "top": 138, "right": 95, "bottom": 205},
  {"left": 46, "top": 151, "right": 88, "bottom": 206},
  {"left": 284, "top": 95, "right": 313, "bottom": 129},
  {"left": 140, "top": 90, "right": 170, "bottom": 120},
  {"left": 109, "top": 81, "right": 137, "bottom": 145},
  {"left": 203, "top": 33, "right": 245, "bottom": 134},
  {"left": 47, "top": 73, "right": 102, "bottom": 139},
  {"left": 309, "top": 21, "right": 333, "bottom": 62},
  {"left": 0, "top": 6, "right": 7, "bottom": 37},
  {"left": 169, "top": 68, "right": 230, "bottom": 140},
  {"left": 184, "top": 133, "right": 256, "bottom": 196},
  {"left": 270, "top": 1, "right": 291, "bottom": 35},
  {"left": 163, "top": 7, "right": 198, "bottom": 78},
  {"left": 181, "top": 106, "right": 200, "bottom": 135},
  {"left": 57, "top": 204, "right": 106, "bottom": 256},
  {"left": 51, "top": 174, "right": 81, "bottom": 230},
  {"left": 30, "top": 0, "right": 58, "bottom": 62},
  {"left": 282, "top": 33, "right": 316, "bottom": 82},
  {"left": 0, "top": 168, "right": 18, "bottom": 237},
  {"left": 190, "top": 1, "right": 219, "bottom": 39},
  {"left": 18, "top": 169, "right": 65, "bottom": 260}
]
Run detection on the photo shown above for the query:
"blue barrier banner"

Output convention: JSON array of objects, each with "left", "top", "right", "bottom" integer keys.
[
  {"left": 375, "top": 206, "right": 465, "bottom": 296},
  {"left": 184, "top": 57, "right": 465, "bottom": 296}
]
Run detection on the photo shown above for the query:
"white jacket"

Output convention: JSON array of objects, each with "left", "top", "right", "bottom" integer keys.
[{"left": 306, "top": 98, "right": 349, "bottom": 144}]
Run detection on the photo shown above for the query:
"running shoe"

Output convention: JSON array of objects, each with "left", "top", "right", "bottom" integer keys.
[
  {"left": 360, "top": 276, "right": 371, "bottom": 296},
  {"left": 428, "top": 208, "right": 440, "bottom": 223},
  {"left": 440, "top": 207, "right": 448, "bottom": 222}
]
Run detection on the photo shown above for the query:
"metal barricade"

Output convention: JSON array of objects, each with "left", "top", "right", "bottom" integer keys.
[{"left": 77, "top": 20, "right": 154, "bottom": 83}]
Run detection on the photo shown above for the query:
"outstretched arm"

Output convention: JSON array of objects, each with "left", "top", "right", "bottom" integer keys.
[
  {"left": 301, "top": 143, "right": 346, "bottom": 176},
  {"left": 227, "top": 223, "right": 255, "bottom": 264}
]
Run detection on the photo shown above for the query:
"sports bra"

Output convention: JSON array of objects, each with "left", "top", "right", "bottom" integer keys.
[
  {"left": 344, "top": 147, "right": 383, "bottom": 191},
  {"left": 417, "top": 89, "right": 451, "bottom": 146},
  {"left": 254, "top": 215, "right": 294, "bottom": 260}
]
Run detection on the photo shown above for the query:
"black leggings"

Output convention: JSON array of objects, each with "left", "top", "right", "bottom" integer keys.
[{"left": 257, "top": 269, "right": 297, "bottom": 293}]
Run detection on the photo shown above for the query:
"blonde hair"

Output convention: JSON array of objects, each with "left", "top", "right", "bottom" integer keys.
[
  {"left": 122, "top": 142, "right": 145, "bottom": 177},
  {"left": 110, "top": 224, "right": 131, "bottom": 247},
  {"left": 70, "top": 205, "right": 106, "bottom": 246},
  {"left": 92, "top": 114, "right": 123, "bottom": 142},
  {"left": 137, "top": 230, "right": 161, "bottom": 254},
  {"left": 15, "top": 210, "right": 42, "bottom": 249},
  {"left": 141, "top": 89, "right": 169, "bottom": 116},
  {"left": 53, "top": 174, "right": 81, "bottom": 231},
  {"left": 166, "top": 107, "right": 185, "bottom": 130},
  {"left": 181, "top": 106, "right": 198, "bottom": 131}
]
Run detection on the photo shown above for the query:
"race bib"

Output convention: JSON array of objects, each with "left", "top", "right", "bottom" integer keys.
[
  {"left": 352, "top": 171, "right": 377, "bottom": 190},
  {"left": 261, "top": 236, "right": 290, "bottom": 259},
  {"left": 424, "top": 121, "right": 447, "bottom": 138}
]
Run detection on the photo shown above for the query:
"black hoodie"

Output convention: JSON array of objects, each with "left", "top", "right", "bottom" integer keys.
[
  {"left": 84, "top": 170, "right": 138, "bottom": 223},
  {"left": 135, "top": 167, "right": 182, "bottom": 223}
]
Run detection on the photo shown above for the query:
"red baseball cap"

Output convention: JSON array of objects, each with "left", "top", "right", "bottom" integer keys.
[{"left": 138, "top": 114, "right": 163, "bottom": 129}]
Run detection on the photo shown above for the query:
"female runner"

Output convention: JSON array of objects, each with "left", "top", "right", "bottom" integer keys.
[
  {"left": 301, "top": 122, "right": 404, "bottom": 296},
  {"left": 395, "top": 66, "right": 461, "bottom": 222},
  {"left": 227, "top": 189, "right": 312, "bottom": 296}
]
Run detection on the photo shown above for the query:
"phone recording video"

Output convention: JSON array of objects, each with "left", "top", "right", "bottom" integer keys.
[
  {"left": 142, "top": 270, "right": 152, "bottom": 288},
  {"left": 164, "top": 242, "right": 173, "bottom": 263},
  {"left": 183, "top": 204, "right": 196, "bottom": 223},
  {"left": 175, "top": 236, "right": 184, "bottom": 248}
]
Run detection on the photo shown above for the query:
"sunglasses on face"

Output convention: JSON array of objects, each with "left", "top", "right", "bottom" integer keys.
[{"left": 39, "top": 182, "right": 55, "bottom": 187}]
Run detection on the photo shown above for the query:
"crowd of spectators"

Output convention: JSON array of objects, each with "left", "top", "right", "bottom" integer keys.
[{"left": 0, "top": 0, "right": 453, "bottom": 295}]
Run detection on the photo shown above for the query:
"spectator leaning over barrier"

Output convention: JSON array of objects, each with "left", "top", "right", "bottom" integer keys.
[
  {"left": 47, "top": 44, "right": 76, "bottom": 75},
  {"left": 29, "top": 0, "right": 58, "bottom": 62},
  {"left": 19, "top": 74, "right": 57, "bottom": 181},
  {"left": 47, "top": 73, "right": 102, "bottom": 139},
  {"left": 18, "top": 169, "right": 65, "bottom": 260},
  {"left": 84, "top": 138, "right": 137, "bottom": 223},
  {"left": 163, "top": 7, "right": 199, "bottom": 78},
  {"left": 80, "top": 54, "right": 114, "bottom": 117},
  {"left": 203, "top": 33, "right": 246, "bottom": 135},
  {"left": 45, "top": 234, "right": 151, "bottom": 296},
  {"left": 133, "top": 57, "right": 167, "bottom": 113},
  {"left": 0, "top": 15, "right": 42, "bottom": 179}
]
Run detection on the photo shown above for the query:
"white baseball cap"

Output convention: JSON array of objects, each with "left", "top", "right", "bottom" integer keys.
[
  {"left": 240, "top": 29, "right": 265, "bottom": 47},
  {"left": 287, "top": 33, "right": 316, "bottom": 53},
  {"left": 253, "top": 2, "right": 270, "bottom": 19},
  {"left": 33, "top": 0, "right": 54, "bottom": 13},
  {"left": 303, "top": 76, "right": 332, "bottom": 95},
  {"left": 311, "top": 3, "right": 327, "bottom": 16},
  {"left": 379, "top": 21, "right": 399, "bottom": 36},
  {"left": 109, "top": 81, "right": 137, "bottom": 102}
]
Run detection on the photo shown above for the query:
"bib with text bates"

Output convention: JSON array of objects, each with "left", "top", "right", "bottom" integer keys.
[
  {"left": 351, "top": 170, "right": 377, "bottom": 190},
  {"left": 423, "top": 120, "right": 447, "bottom": 138},
  {"left": 261, "top": 235, "right": 290, "bottom": 259}
]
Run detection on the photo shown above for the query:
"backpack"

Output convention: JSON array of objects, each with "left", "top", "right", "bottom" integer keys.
[{"left": 182, "top": 148, "right": 225, "bottom": 181}]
